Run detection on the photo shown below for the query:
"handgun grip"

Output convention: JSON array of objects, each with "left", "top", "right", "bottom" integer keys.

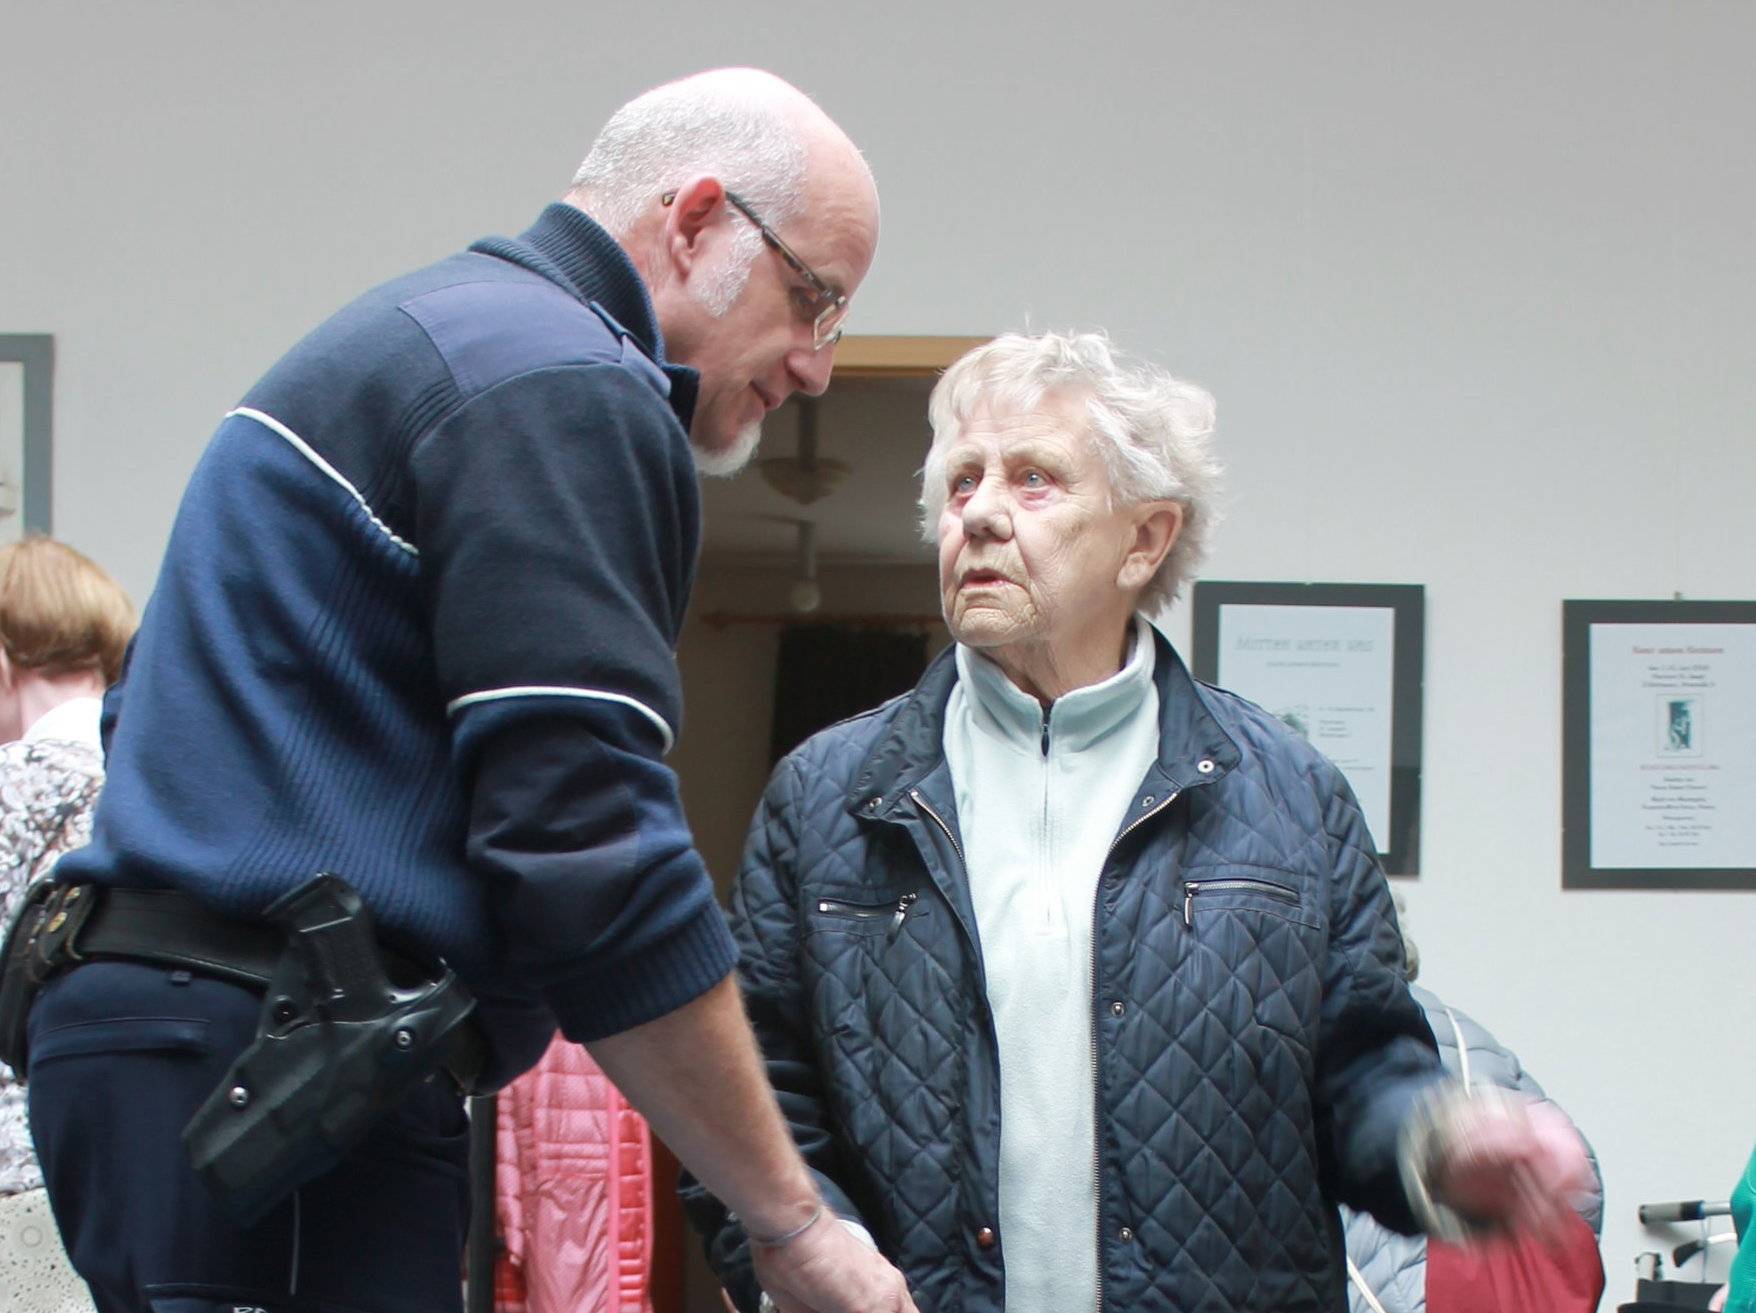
[{"left": 264, "top": 874, "right": 394, "bottom": 1018}]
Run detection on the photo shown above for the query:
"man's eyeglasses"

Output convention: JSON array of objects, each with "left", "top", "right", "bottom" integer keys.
[{"left": 662, "top": 188, "right": 849, "bottom": 350}]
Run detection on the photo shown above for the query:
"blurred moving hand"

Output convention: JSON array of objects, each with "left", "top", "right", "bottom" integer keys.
[{"left": 1430, "top": 1096, "right": 1595, "bottom": 1242}]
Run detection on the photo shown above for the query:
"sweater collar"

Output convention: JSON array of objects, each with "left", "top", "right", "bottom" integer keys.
[
  {"left": 953, "top": 616, "right": 1156, "bottom": 756},
  {"left": 849, "top": 621, "right": 1241, "bottom": 816},
  {"left": 469, "top": 204, "right": 700, "bottom": 421}
]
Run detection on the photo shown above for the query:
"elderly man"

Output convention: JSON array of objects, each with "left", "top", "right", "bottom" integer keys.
[
  {"left": 16, "top": 69, "right": 911, "bottom": 1313},
  {"left": 684, "top": 332, "right": 1590, "bottom": 1313}
]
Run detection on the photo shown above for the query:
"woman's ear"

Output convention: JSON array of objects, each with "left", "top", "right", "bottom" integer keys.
[{"left": 1117, "top": 502, "right": 1183, "bottom": 592}]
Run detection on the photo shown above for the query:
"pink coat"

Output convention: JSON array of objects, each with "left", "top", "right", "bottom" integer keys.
[{"left": 495, "top": 1036, "right": 654, "bottom": 1313}]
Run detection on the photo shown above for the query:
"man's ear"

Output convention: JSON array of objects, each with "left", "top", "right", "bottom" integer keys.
[
  {"left": 662, "top": 175, "right": 727, "bottom": 281},
  {"left": 1117, "top": 502, "right": 1184, "bottom": 592}
]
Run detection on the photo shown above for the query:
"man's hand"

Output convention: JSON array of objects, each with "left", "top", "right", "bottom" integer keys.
[
  {"left": 587, "top": 979, "right": 915, "bottom": 1313},
  {"left": 750, "top": 1209, "right": 917, "bottom": 1313},
  {"left": 1428, "top": 1095, "right": 1595, "bottom": 1242}
]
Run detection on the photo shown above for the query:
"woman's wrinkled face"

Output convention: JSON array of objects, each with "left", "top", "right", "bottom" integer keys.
[{"left": 934, "top": 398, "right": 1147, "bottom": 660}]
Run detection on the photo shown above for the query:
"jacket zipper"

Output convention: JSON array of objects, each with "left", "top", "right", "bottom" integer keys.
[
  {"left": 1090, "top": 913, "right": 1105, "bottom": 1313},
  {"left": 891, "top": 891, "right": 918, "bottom": 934},
  {"left": 1181, "top": 876, "right": 1299, "bottom": 929},
  {"left": 909, "top": 789, "right": 965, "bottom": 866},
  {"left": 1105, "top": 791, "right": 1181, "bottom": 865},
  {"left": 1091, "top": 786, "right": 1179, "bottom": 1313},
  {"left": 1033, "top": 709, "right": 1113, "bottom": 1307},
  {"left": 1041, "top": 709, "right": 1053, "bottom": 932},
  {"left": 911, "top": 788, "right": 1015, "bottom": 1273},
  {"left": 816, "top": 892, "right": 919, "bottom": 934}
]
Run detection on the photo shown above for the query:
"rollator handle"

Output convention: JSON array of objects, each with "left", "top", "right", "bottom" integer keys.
[{"left": 1639, "top": 1199, "right": 1731, "bottom": 1223}]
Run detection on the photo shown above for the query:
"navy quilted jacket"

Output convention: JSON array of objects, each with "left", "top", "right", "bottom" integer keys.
[{"left": 684, "top": 629, "right": 1444, "bottom": 1313}]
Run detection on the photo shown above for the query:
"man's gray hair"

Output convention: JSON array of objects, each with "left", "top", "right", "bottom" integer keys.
[
  {"left": 921, "top": 332, "right": 1223, "bottom": 610},
  {"left": 569, "top": 74, "right": 809, "bottom": 239}
]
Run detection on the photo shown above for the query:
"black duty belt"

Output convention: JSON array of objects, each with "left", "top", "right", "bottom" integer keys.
[
  {"left": 20, "top": 881, "right": 484, "bottom": 1094},
  {"left": 5, "top": 873, "right": 488, "bottom": 1221},
  {"left": 55, "top": 885, "right": 428, "bottom": 992}
]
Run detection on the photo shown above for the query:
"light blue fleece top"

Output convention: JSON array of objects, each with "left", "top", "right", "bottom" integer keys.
[{"left": 943, "top": 616, "right": 1160, "bottom": 1313}]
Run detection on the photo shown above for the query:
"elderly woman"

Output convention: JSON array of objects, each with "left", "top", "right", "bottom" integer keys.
[
  {"left": 684, "top": 333, "right": 1589, "bottom": 1313},
  {"left": 1, "top": 535, "right": 134, "bottom": 1313}
]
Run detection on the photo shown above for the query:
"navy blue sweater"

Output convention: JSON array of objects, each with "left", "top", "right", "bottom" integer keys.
[{"left": 59, "top": 205, "right": 736, "bottom": 1086}]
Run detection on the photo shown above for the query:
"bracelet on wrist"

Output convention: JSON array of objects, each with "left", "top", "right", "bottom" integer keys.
[{"left": 751, "top": 1203, "right": 825, "bottom": 1249}]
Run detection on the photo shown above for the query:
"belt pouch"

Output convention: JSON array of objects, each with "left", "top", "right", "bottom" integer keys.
[{"left": 0, "top": 881, "right": 97, "bottom": 1078}]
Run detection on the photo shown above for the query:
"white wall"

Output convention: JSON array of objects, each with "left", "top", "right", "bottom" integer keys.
[{"left": 6, "top": 3, "right": 1752, "bottom": 1302}]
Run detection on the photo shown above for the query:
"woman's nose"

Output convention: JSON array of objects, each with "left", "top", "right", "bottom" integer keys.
[{"left": 961, "top": 478, "right": 1010, "bottom": 538}]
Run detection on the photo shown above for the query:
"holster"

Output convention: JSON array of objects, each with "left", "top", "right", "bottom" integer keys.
[{"left": 181, "top": 873, "right": 480, "bottom": 1223}]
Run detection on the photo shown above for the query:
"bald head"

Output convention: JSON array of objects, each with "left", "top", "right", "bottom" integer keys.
[
  {"left": 567, "top": 68, "right": 875, "bottom": 241},
  {"left": 569, "top": 69, "right": 880, "bottom": 473}
]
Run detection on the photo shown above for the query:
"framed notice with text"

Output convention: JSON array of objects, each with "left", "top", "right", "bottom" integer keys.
[
  {"left": 0, "top": 334, "right": 54, "bottom": 540},
  {"left": 1191, "top": 582, "right": 1424, "bottom": 875},
  {"left": 1562, "top": 599, "right": 1756, "bottom": 890}
]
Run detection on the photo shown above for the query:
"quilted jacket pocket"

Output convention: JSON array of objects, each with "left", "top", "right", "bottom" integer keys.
[
  {"left": 807, "top": 891, "right": 930, "bottom": 936},
  {"left": 1178, "top": 870, "right": 1324, "bottom": 1045},
  {"left": 1181, "top": 872, "right": 1318, "bottom": 929}
]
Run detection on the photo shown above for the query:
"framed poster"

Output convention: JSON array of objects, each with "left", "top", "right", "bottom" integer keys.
[
  {"left": 1192, "top": 582, "right": 1424, "bottom": 874},
  {"left": 1562, "top": 599, "right": 1756, "bottom": 890},
  {"left": 0, "top": 334, "right": 55, "bottom": 540}
]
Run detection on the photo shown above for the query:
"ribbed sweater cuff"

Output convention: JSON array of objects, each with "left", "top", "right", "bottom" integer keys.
[{"left": 549, "top": 902, "right": 739, "bottom": 1043}]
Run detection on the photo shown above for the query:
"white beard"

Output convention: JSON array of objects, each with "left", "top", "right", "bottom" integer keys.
[
  {"left": 686, "top": 231, "right": 765, "bottom": 477},
  {"left": 693, "top": 420, "right": 762, "bottom": 478}
]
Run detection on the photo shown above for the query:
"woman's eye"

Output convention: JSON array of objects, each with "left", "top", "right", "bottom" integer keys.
[
  {"left": 1022, "top": 470, "right": 1047, "bottom": 488},
  {"left": 952, "top": 474, "right": 976, "bottom": 494}
]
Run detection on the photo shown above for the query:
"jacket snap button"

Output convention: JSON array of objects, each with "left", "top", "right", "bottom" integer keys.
[
  {"left": 1197, "top": 758, "right": 1215, "bottom": 774},
  {"left": 1140, "top": 795, "right": 1154, "bottom": 809},
  {"left": 866, "top": 796, "right": 882, "bottom": 812},
  {"left": 1110, "top": 1001, "right": 1125, "bottom": 1017},
  {"left": 1118, "top": 1226, "right": 1134, "bottom": 1243},
  {"left": 975, "top": 1226, "right": 997, "bottom": 1250}
]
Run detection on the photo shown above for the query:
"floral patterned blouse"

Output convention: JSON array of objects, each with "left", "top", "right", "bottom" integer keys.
[{"left": 1, "top": 700, "right": 105, "bottom": 1196}]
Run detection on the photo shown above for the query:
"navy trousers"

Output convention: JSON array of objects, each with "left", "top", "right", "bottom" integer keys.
[{"left": 27, "top": 961, "right": 471, "bottom": 1313}]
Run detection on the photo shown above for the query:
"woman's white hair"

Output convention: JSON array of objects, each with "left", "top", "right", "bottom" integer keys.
[
  {"left": 921, "top": 331, "right": 1223, "bottom": 611},
  {"left": 568, "top": 72, "right": 809, "bottom": 307}
]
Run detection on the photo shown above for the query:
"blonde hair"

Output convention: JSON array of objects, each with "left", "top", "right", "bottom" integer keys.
[{"left": 0, "top": 537, "right": 136, "bottom": 685}]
